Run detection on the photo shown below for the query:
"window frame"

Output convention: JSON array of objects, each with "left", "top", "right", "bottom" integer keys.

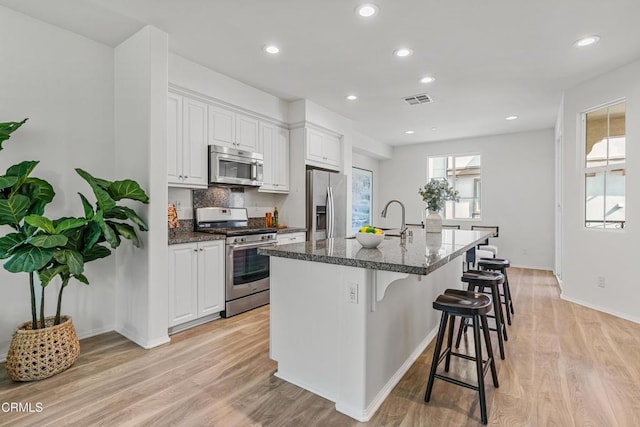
[
  {"left": 581, "top": 98, "right": 626, "bottom": 232},
  {"left": 426, "top": 153, "right": 482, "bottom": 221}
]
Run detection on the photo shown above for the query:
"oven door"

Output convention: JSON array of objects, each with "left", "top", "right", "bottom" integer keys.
[
  {"left": 226, "top": 241, "right": 273, "bottom": 301},
  {"left": 211, "top": 151, "right": 263, "bottom": 186}
]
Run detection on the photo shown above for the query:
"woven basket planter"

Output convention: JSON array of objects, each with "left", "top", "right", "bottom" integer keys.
[{"left": 5, "top": 315, "right": 80, "bottom": 382}]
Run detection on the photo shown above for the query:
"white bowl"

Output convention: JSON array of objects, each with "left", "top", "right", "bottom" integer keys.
[{"left": 355, "top": 231, "right": 385, "bottom": 248}]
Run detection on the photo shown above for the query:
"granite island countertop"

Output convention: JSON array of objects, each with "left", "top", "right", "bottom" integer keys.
[{"left": 258, "top": 229, "right": 492, "bottom": 275}]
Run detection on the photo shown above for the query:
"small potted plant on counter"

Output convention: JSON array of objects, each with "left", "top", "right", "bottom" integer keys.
[
  {"left": 419, "top": 178, "right": 459, "bottom": 233},
  {"left": 0, "top": 119, "right": 149, "bottom": 381}
]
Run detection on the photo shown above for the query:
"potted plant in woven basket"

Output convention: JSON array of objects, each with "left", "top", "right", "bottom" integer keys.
[{"left": 0, "top": 119, "right": 149, "bottom": 381}]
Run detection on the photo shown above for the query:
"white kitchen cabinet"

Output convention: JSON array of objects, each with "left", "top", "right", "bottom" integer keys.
[
  {"left": 305, "top": 127, "right": 341, "bottom": 170},
  {"left": 276, "top": 232, "right": 306, "bottom": 245},
  {"left": 259, "top": 122, "right": 290, "bottom": 193},
  {"left": 168, "top": 240, "right": 225, "bottom": 327},
  {"left": 208, "top": 105, "right": 259, "bottom": 152},
  {"left": 167, "top": 92, "right": 208, "bottom": 188}
]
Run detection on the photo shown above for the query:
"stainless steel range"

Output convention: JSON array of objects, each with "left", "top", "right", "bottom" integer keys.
[{"left": 195, "top": 207, "right": 276, "bottom": 317}]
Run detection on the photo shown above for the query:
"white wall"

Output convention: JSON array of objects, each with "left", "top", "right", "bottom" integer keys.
[
  {"left": 169, "top": 53, "right": 290, "bottom": 123},
  {"left": 114, "top": 26, "right": 170, "bottom": 348},
  {"left": 560, "top": 59, "right": 640, "bottom": 323},
  {"left": 0, "top": 6, "right": 116, "bottom": 358},
  {"left": 379, "top": 129, "right": 555, "bottom": 269}
]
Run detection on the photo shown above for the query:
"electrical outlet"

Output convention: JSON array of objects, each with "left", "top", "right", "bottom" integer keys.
[
  {"left": 347, "top": 282, "right": 358, "bottom": 304},
  {"left": 522, "top": 248, "right": 528, "bottom": 255},
  {"left": 597, "top": 276, "right": 605, "bottom": 288}
]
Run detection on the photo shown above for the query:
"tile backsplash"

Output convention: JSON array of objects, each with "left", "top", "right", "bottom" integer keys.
[
  {"left": 169, "top": 185, "right": 285, "bottom": 222},
  {"left": 193, "top": 187, "right": 244, "bottom": 209}
]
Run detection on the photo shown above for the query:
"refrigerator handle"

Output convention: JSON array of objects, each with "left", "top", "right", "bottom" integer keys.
[{"left": 327, "top": 186, "right": 334, "bottom": 238}]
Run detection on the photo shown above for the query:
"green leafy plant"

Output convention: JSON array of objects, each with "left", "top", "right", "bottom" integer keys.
[
  {"left": 0, "top": 119, "right": 149, "bottom": 329},
  {"left": 419, "top": 178, "right": 460, "bottom": 212}
]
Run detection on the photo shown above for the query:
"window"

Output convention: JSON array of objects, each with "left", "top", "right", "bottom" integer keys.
[
  {"left": 427, "top": 154, "right": 481, "bottom": 219},
  {"left": 583, "top": 101, "right": 626, "bottom": 229},
  {"left": 352, "top": 167, "right": 373, "bottom": 233}
]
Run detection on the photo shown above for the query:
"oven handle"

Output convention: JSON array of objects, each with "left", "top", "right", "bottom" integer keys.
[{"left": 228, "top": 241, "right": 277, "bottom": 251}]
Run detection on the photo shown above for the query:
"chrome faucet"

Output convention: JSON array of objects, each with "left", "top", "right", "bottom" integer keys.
[{"left": 381, "top": 200, "right": 408, "bottom": 238}]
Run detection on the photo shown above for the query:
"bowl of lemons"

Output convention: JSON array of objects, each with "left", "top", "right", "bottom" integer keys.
[{"left": 355, "top": 226, "right": 385, "bottom": 248}]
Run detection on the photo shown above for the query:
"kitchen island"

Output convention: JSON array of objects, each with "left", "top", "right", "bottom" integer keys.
[{"left": 259, "top": 229, "right": 492, "bottom": 421}]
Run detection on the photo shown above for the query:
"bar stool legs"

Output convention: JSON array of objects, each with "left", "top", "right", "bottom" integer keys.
[
  {"left": 425, "top": 291, "right": 498, "bottom": 425},
  {"left": 478, "top": 258, "right": 514, "bottom": 325},
  {"left": 454, "top": 271, "right": 508, "bottom": 360}
]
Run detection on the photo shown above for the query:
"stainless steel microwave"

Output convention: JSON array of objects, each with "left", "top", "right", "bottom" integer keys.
[{"left": 209, "top": 145, "right": 263, "bottom": 187}]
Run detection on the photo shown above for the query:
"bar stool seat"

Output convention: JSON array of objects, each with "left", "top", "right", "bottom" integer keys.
[
  {"left": 478, "top": 258, "right": 514, "bottom": 324},
  {"left": 456, "top": 270, "right": 507, "bottom": 360},
  {"left": 425, "top": 290, "right": 499, "bottom": 425}
]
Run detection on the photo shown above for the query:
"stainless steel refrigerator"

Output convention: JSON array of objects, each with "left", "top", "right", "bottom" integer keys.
[{"left": 306, "top": 169, "right": 347, "bottom": 240}]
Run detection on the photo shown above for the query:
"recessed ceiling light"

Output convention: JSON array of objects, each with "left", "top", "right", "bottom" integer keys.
[
  {"left": 419, "top": 76, "right": 435, "bottom": 84},
  {"left": 356, "top": 3, "right": 378, "bottom": 17},
  {"left": 346, "top": 94, "right": 358, "bottom": 101},
  {"left": 404, "top": 130, "right": 415, "bottom": 135},
  {"left": 574, "top": 35, "right": 600, "bottom": 48},
  {"left": 394, "top": 48, "right": 413, "bottom": 58},
  {"left": 506, "top": 115, "right": 518, "bottom": 121},
  {"left": 264, "top": 45, "right": 280, "bottom": 54}
]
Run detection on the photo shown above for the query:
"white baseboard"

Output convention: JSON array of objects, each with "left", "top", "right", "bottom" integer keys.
[
  {"left": 274, "top": 370, "right": 337, "bottom": 405},
  {"left": 335, "top": 325, "right": 439, "bottom": 422},
  {"left": 560, "top": 294, "right": 640, "bottom": 324},
  {"left": 116, "top": 326, "right": 171, "bottom": 349}
]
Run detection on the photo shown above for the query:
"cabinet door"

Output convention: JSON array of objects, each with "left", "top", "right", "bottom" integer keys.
[
  {"left": 197, "top": 240, "right": 225, "bottom": 317},
  {"left": 167, "top": 93, "right": 183, "bottom": 185},
  {"left": 259, "top": 122, "right": 277, "bottom": 191},
  {"left": 182, "top": 97, "right": 208, "bottom": 187},
  {"left": 323, "top": 134, "right": 341, "bottom": 168},
  {"left": 208, "top": 105, "right": 235, "bottom": 148},
  {"left": 275, "top": 126, "right": 290, "bottom": 191},
  {"left": 168, "top": 243, "right": 199, "bottom": 327},
  {"left": 235, "top": 113, "right": 259, "bottom": 152},
  {"left": 306, "top": 128, "right": 325, "bottom": 163}
]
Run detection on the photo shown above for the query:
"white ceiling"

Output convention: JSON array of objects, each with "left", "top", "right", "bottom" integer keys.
[{"left": 3, "top": 0, "right": 640, "bottom": 146}]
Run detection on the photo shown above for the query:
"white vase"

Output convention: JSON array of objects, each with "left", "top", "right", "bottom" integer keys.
[{"left": 425, "top": 210, "right": 443, "bottom": 233}]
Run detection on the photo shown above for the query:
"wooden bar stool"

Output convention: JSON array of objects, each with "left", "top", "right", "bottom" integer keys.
[
  {"left": 477, "top": 258, "right": 514, "bottom": 325},
  {"left": 455, "top": 270, "right": 507, "bottom": 360},
  {"left": 424, "top": 289, "right": 499, "bottom": 425}
]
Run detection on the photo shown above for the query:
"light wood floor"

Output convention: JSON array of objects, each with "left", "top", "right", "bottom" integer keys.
[{"left": 2, "top": 268, "right": 640, "bottom": 426}]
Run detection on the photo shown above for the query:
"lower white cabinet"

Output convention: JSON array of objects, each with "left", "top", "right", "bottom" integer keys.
[
  {"left": 276, "top": 232, "right": 306, "bottom": 245},
  {"left": 168, "top": 240, "right": 225, "bottom": 327}
]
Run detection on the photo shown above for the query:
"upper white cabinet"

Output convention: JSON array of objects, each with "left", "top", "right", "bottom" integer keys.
[
  {"left": 167, "top": 92, "right": 208, "bottom": 188},
  {"left": 305, "top": 127, "right": 341, "bottom": 171},
  {"left": 208, "top": 105, "right": 259, "bottom": 152},
  {"left": 259, "top": 122, "right": 290, "bottom": 193}
]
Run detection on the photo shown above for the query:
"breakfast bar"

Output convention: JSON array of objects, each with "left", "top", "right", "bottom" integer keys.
[{"left": 259, "top": 229, "right": 492, "bottom": 421}]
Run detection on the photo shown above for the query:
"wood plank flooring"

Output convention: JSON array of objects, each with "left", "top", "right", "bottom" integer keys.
[{"left": 1, "top": 268, "right": 639, "bottom": 426}]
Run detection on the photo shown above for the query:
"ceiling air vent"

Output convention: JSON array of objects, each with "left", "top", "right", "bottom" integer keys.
[{"left": 403, "top": 93, "right": 433, "bottom": 105}]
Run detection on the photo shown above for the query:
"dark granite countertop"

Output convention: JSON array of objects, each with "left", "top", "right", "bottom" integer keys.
[
  {"left": 168, "top": 226, "right": 307, "bottom": 245},
  {"left": 258, "top": 229, "right": 492, "bottom": 275},
  {"left": 276, "top": 227, "right": 306, "bottom": 234},
  {"left": 168, "top": 230, "right": 226, "bottom": 245}
]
